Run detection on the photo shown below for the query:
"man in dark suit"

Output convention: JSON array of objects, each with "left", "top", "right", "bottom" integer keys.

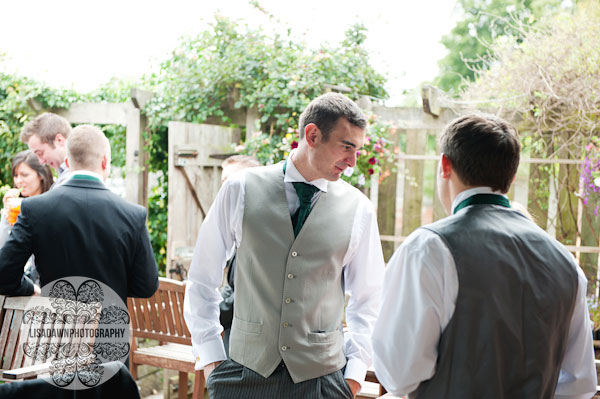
[{"left": 0, "top": 124, "right": 158, "bottom": 303}]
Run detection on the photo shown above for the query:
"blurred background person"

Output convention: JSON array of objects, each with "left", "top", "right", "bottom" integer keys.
[{"left": 0, "top": 149, "right": 53, "bottom": 284}]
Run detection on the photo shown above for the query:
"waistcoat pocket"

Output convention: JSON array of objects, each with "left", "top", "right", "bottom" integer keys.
[
  {"left": 307, "top": 330, "right": 342, "bottom": 344},
  {"left": 232, "top": 316, "right": 262, "bottom": 335}
]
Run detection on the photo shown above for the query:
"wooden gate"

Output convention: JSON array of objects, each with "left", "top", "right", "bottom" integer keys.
[{"left": 167, "top": 122, "right": 239, "bottom": 279}]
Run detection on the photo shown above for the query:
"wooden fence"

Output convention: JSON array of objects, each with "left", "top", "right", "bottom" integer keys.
[{"left": 369, "top": 105, "right": 600, "bottom": 291}]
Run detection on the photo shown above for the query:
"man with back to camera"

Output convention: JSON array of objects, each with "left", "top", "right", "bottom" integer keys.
[
  {"left": 372, "top": 114, "right": 597, "bottom": 398},
  {"left": 20, "top": 112, "right": 72, "bottom": 187},
  {"left": 184, "top": 93, "right": 385, "bottom": 398},
  {"left": 0, "top": 124, "right": 158, "bottom": 303}
]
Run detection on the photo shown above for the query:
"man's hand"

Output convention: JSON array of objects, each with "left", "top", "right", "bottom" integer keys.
[
  {"left": 32, "top": 284, "right": 41, "bottom": 296},
  {"left": 203, "top": 361, "right": 222, "bottom": 381},
  {"left": 346, "top": 379, "right": 361, "bottom": 398}
]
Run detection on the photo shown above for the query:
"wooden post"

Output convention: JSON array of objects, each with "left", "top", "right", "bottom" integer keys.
[
  {"left": 580, "top": 197, "right": 600, "bottom": 288},
  {"left": 401, "top": 129, "right": 427, "bottom": 237},
  {"left": 377, "top": 132, "right": 401, "bottom": 262},
  {"left": 556, "top": 135, "right": 579, "bottom": 246},
  {"left": 527, "top": 135, "right": 552, "bottom": 229},
  {"left": 246, "top": 106, "right": 260, "bottom": 138},
  {"left": 124, "top": 89, "right": 154, "bottom": 208}
]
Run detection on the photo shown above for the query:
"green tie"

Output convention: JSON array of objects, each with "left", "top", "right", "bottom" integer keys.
[
  {"left": 292, "top": 182, "right": 319, "bottom": 237},
  {"left": 453, "top": 193, "right": 510, "bottom": 214}
]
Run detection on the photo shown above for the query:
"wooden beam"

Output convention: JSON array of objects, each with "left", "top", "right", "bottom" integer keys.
[
  {"left": 421, "top": 85, "right": 441, "bottom": 117},
  {"left": 125, "top": 107, "right": 148, "bottom": 207},
  {"left": 55, "top": 102, "right": 132, "bottom": 125},
  {"left": 130, "top": 88, "right": 154, "bottom": 110},
  {"left": 371, "top": 105, "right": 457, "bottom": 130}
]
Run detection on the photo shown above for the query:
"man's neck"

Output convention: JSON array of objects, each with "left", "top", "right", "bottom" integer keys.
[
  {"left": 290, "top": 146, "right": 319, "bottom": 182},
  {"left": 71, "top": 169, "right": 105, "bottom": 182}
]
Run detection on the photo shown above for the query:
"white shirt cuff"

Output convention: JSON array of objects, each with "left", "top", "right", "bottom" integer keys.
[
  {"left": 193, "top": 337, "right": 227, "bottom": 370},
  {"left": 344, "top": 357, "right": 368, "bottom": 387}
]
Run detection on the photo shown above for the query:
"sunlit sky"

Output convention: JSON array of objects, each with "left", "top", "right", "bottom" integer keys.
[{"left": 0, "top": 0, "right": 458, "bottom": 105}]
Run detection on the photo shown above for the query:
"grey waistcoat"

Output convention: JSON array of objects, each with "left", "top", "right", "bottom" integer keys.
[
  {"left": 413, "top": 205, "right": 579, "bottom": 399},
  {"left": 229, "top": 163, "right": 360, "bottom": 383}
]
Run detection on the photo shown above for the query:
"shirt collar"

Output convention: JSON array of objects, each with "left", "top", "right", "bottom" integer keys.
[
  {"left": 451, "top": 187, "right": 507, "bottom": 215},
  {"left": 69, "top": 170, "right": 105, "bottom": 184},
  {"left": 58, "top": 162, "right": 68, "bottom": 175},
  {"left": 284, "top": 150, "right": 329, "bottom": 193}
]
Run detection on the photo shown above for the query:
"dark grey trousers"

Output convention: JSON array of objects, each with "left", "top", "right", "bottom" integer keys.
[{"left": 206, "top": 359, "right": 354, "bottom": 399}]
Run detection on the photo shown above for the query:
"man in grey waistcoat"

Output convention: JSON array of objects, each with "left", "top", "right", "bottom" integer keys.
[
  {"left": 184, "top": 93, "right": 385, "bottom": 398},
  {"left": 372, "top": 114, "right": 597, "bottom": 398},
  {"left": 20, "top": 112, "right": 72, "bottom": 187}
]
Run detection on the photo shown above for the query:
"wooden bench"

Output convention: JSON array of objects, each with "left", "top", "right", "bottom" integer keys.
[
  {"left": 361, "top": 368, "right": 387, "bottom": 398},
  {"left": 0, "top": 295, "right": 102, "bottom": 381},
  {"left": 128, "top": 277, "right": 204, "bottom": 399}
]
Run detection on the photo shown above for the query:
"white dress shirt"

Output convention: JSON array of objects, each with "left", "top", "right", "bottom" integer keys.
[
  {"left": 372, "top": 187, "right": 597, "bottom": 398},
  {"left": 183, "top": 152, "right": 385, "bottom": 386}
]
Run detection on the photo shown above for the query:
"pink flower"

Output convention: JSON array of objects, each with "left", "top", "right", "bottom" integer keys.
[
  {"left": 291, "top": 141, "right": 298, "bottom": 149},
  {"left": 368, "top": 157, "right": 376, "bottom": 165},
  {"left": 368, "top": 168, "right": 374, "bottom": 175}
]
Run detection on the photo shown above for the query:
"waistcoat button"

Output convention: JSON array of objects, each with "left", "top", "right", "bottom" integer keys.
[
  {"left": 285, "top": 298, "right": 292, "bottom": 304},
  {"left": 281, "top": 345, "right": 288, "bottom": 351},
  {"left": 283, "top": 322, "right": 289, "bottom": 327},
  {"left": 291, "top": 251, "right": 298, "bottom": 257},
  {"left": 287, "top": 273, "right": 294, "bottom": 279}
]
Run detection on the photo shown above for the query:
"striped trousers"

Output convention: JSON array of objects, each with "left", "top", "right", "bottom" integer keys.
[{"left": 206, "top": 359, "right": 354, "bottom": 399}]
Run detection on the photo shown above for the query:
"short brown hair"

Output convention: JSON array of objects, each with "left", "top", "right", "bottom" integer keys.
[
  {"left": 11, "top": 150, "right": 53, "bottom": 193},
  {"left": 20, "top": 113, "right": 72, "bottom": 145},
  {"left": 298, "top": 93, "right": 367, "bottom": 141},
  {"left": 440, "top": 114, "right": 520, "bottom": 193},
  {"left": 67, "top": 125, "right": 110, "bottom": 170}
]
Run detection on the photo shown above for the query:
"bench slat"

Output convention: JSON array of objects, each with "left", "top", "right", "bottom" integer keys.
[
  {"left": 3, "top": 310, "right": 23, "bottom": 369},
  {"left": 160, "top": 290, "right": 176, "bottom": 335},
  {"left": 2, "top": 361, "right": 51, "bottom": 380},
  {"left": 0, "top": 309, "right": 14, "bottom": 362}
]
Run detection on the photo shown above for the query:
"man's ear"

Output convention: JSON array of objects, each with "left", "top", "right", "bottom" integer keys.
[
  {"left": 101, "top": 154, "right": 109, "bottom": 170},
  {"left": 54, "top": 134, "right": 66, "bottom": 146},
  {"left": 440, "top": 153, "right": 452, "bottom": 179},
  {"left": 304, "top": 124, "right": 321, "bottom": 148}
]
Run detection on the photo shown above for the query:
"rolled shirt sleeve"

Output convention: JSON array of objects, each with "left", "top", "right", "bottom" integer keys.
[
  {"left": 183, "top": 174, "right": 244, "bottom": 369},
  {"left": 554, "top": 264, "right": 597, "bottom": 399},
  {"left": 342, "top": 197, "right": 385, "bottom": 386}
]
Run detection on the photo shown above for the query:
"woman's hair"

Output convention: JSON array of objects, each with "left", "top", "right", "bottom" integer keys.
[{"left": 11, "top": 150, "right": 54, "bottom": 194}]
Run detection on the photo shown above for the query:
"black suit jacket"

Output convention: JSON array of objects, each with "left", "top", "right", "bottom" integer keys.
[{"left": 0, "top": 177, "right": 159, "bottom": 302}]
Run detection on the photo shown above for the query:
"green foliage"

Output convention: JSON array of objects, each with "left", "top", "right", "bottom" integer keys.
[
  {"left": 436, "top": 0, "right": 566, "bottom": 94},
  {"left": 144, "top": 17, "right": 387, "bottom": 135},
  {"left": 147, "top": 175, "right": 168, "bottom": 274}
]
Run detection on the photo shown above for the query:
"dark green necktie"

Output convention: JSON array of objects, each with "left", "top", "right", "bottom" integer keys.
[
  {"left": 292, "top": 182, "right": 319, "bottom": 237},
  {"left": 453, "top": 193, "right": 510, "bottom": 214}
]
